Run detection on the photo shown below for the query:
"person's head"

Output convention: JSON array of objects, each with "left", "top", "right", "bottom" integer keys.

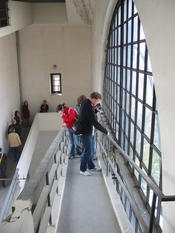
[
  {"left": 77, "top": 95, "right": 86, "bottom": 106},
  {"left": 90, "top": 92, "right": 102, "bottom": 107},
  {"left": 15, "top": 111, "right": 19, "bottom": 117},
  {"left": 57, "top": 103, "right": 65, "bottom": 112},
  {"left": 43, "top": 100, "right": 47, "bottom": 105},
  {"left": 24, "top": 100, "right": 28, "bottom": 106}
]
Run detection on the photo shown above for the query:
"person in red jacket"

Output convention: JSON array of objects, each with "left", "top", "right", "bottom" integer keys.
[{"left": 57, "top": 103, "right": 81, "bottom": 159}]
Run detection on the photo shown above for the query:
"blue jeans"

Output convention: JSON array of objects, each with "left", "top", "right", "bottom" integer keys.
[
  {"left": 80, "top": 134, "right": 95, "bottom": 172},
  {"left": 90, "top": 134, "right": 94, "bottom": 160},
  {"left": 66, "top": 128, "right": 75, "bottom": 157},
  {"left": 73, "top": 134, "right": 82, "bottom": 155},
  {"left": 10, "top": 147, "right": 21, "bottom": 162}
]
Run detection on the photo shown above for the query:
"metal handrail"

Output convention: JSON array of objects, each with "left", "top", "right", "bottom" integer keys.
[
  {"left": 107, "top": 134, "right": 163, "bottom": 198},
  {"left": 98, "top": 138, "right": 148, "bottom": 233},
  {"left": 106, "top": 134, "right": 175, "bottom": 201},
  {"left": 98, "top": 115, "right": 175, "bottom": 233}
]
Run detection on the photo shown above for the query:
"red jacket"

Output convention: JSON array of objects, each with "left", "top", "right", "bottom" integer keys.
[{"left": 62, "top": 106, "right": 78, "bottom": 129}]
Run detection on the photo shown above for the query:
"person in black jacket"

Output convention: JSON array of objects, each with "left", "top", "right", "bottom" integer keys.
[{"left": 76, "top": 92, "right": 108, "bottom": 176}]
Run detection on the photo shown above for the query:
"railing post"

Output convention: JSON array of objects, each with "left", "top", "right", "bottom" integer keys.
[
  {"left": 106, "top": 137, "right": 110, "bottom": 177},
  {"left": 95, "top": 131, "right": 97, "bottom": 157},
  {"left": 149, "top": 192, "right": 157, "bottom": 233},
  {"left": 46, "top": 172, "right": 52, "bottom": 225}
]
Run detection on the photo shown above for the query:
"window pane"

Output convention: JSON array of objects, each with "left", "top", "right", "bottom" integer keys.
[
  {"left": 133, "top": 16, "right": 138, "bottom": 41},
  {"left": 128, "top": 20, "right": 132, "bottom": 43},
  {"left": 127, "top": 70, "right": 131, "bottom": 91},
  {"left": 118, "top": 47, "right": 121, "bottom": 64},
  {"left": 127, "top": 45, "right": 131, "bottom": 67},
  {"left": 133, "top": 44, "right": 138, "bottom": 69},
  {"left": 53, "top": 86, "right": 60, "bottom": 92},
  {"left": 131, "top": 96, "right": 135, "bottom": 120},
  {"left": 124, "top": 0, "right": 127, "bottom": 22},
  {"left": 117, "top": 67, "right": 120, "bottom": 84},
  {"left": 126, "top": 116, "right": 129, "bottom": 136},
  {"left": 139, "top": 43, "right": 145, "bottom": 70},
  {"left": 136, "top": 130, "right": 141, "bottom": 155},
  {"left": 123, "top": 68, "right": 126, "bottom": 88},
  {"left": 143, "top": 139, "right": 150, "bottom": 169},
  {"left": 126, "top": 93, "right": 130, "bottom": 114},
  {"left": 116, "top": 123, "right": 119, "bottom": 140},
  {"left": 124, "top": 23, "right": 127, "bottom": 44},
  {"left": 145, "top": 107, "right": 152, "bottom": 138},
  {"left": 146, "top": 75, "right": 153, "bottom": 106},
  {"left": 123, "top": 47, "right": 126, "bottom": 66},
  {"left": 128, "top": 0, "right": 132, "bottom": 18},
  {"left": 137, "top": 101, "right": 142, "bottom": 129},
  {"left": 50, "top": 73, "right": 62, "bottom": 94},
  {"left": 130, "top": 122, "right": 134, "bottom": 145},
  {"left": 151, "top": 149, "right": 161, "bottom": 185},
  {"left": 154, "top": 114, "right": 161, "bottom": 150},
  {"left": 132, "top": 71, "right": 136, "bottom": 96},
  {"left": 138, "top": 73, "right": 144, "bottom": 100},
  {"left": 118, "top": 7, "right": 121, "bottom": 25}
]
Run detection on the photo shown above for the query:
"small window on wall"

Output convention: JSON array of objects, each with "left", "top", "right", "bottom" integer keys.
[{"left": 50, "top": 73, "right": 62, "bottom": 95}]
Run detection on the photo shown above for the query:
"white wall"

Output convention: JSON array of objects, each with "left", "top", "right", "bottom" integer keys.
[
  {"left": 0, "top": 33, "right": 20, "bottom": 153},
  {"left": 134, "top": 1, "right": 175, "bottom": 232},
  {"left": 0, "top": 0, "right": 33, "bottom": 38},
  {"left": 33, "top": 3, "right": 67, "bottom": 24},
  {"left": 91, "top": 0, "right": 111, "bottom": 93},
  {"left": 19, "top": 24, "right": 92, "bottom": 116},
  {"left": 0, "top": 0, "right": 33, "bottom": 152},
  {"left": 38, "top": 112, "right": 62, "bottom": 131},
  {"left": 92, "top": 0, "right": 175, "bottom": 232}
]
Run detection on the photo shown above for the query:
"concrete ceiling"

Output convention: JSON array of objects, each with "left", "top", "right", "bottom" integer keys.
[
  {"left": 12, "top": 0, "right": 65, "bottom": 2},
  {"left": 12, "top": 0, "right": 95, "bottom": 25}
]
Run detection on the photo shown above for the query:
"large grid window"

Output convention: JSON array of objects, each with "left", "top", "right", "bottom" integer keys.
[
  {"left": 103, "top": 0, "right": 162, "bottom": 220},
  {"left": 0, "top": 0, "right": 9, "bottom": 28},
  {"left": 50, "top": 73, "right": 62, "bottom": 95}
]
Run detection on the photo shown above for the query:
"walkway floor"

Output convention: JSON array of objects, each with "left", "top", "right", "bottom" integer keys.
[{"left": 57, "top": 158, "right": 121, "bottom": 233}]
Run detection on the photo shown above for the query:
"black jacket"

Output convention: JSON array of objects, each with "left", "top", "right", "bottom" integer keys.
[{"left": 76, "top": 99, "right": 107, "bottom": 135}]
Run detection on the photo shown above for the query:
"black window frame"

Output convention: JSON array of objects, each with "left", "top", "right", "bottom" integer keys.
[
  {"left": 103, "top": 0, "right": 162, "bottom": 230},
  {"left": 50, "top": 73, "right": 62, "bottom": 95}
]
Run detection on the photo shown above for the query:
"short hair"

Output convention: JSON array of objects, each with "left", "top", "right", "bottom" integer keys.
[
  {"left": 57, "top": 103, "right": 65, "bottom": 112},
  {"left": 77, "top": 95, "right": 86, "bottom": 106},
  {"left": 90, "top": 92, "right": 102, "bottom": 100}
]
